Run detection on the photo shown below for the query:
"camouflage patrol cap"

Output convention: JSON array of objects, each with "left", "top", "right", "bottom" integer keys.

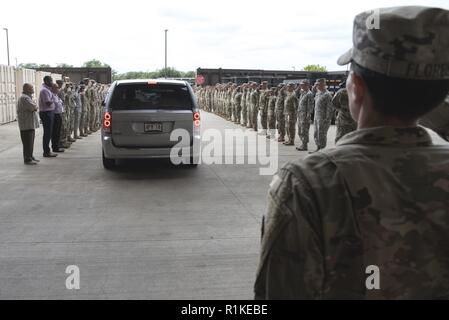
[
  {"left": 299, "top": 79, "right": 309, "bottom": 85},
  {"left": 315, "top": 78, "right": 327, "bottom": 84},
  {"left": 337, "top": 6, "right": 449, "bottom": 80}
]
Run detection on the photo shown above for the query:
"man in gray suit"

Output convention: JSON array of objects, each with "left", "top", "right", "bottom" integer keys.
[{"left": 17, "top": 83, "right": 40, "bottom": 165}]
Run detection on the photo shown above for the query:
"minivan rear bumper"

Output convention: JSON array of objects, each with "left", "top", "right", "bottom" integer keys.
[{"left": 102, "top": 134, "right": 201, "bottom": 160}]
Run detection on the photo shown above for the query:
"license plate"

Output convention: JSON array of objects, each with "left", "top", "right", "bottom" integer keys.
[{"left": 144, "top": 122, "right": 163, "bottom": 132}]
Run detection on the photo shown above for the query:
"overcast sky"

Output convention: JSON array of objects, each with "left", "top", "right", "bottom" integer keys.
[{"left": 1, "top": 0, "right": 448, "bottom": 74}]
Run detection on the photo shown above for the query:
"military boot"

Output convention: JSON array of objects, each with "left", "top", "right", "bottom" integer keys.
[{"left": 296, "top": 143, "right": 308, "bottom": 151}]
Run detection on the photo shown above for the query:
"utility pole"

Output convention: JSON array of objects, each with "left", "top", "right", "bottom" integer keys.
[
  {"left": 164, "top": 29, "right": 168, "bottom": 78},
  {"left": 3, "top": 28, "right": 10, "bottom": 66}
]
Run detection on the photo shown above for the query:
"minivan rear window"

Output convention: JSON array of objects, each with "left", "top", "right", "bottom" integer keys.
[{"left": 110, "top": 83, "right": 193, "bottom": 110}]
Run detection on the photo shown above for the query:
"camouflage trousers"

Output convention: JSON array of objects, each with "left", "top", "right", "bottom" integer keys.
[
  {"left": 251, "top": 105, "right": 258, "bottom": 131},
  {"left": 96, "top": 105, "right": 102, "bottom": 130},
  {"left": 267, "top": 111, "right": 276, "bottom": 130},
  {"left": 247, "top": 105, "right": 253, "bottom": 128},
  {"left": 73, "top": 108, "right": 81, "bottom": 137},
  {"left": 79, "top": 110, "right": 86, "bottom": 135},
  {"left": 84, "top": 105, "right": 91, "bottom": 133},
  {"left": 67, "top": 107, "right": 74, "bottom": 139},
  {"left": 59, "top": 112, "right": 67, "bottom": 145},
  {"left": 335, "top": 121, "right": 357, "bottom": 143},
  {"left": 234, "top": 104, "right": 242, "bottom": 124},
  {"left": 276, "top": 110, "right": 285, "bottom": 139},
  {"left": 241, "top": 102, "right": 248, "bottom": 126},
  {"left": 297, "top": 115, "right": 312, "bottom": 145},
  {"left": 89, "top": 103, "right": 97, "bottom": 131},
  {"left": 259, "top": 108, "right": 268, "bottom": 130},
  {"left": 226, "top": 103, "right": 232, "bottom": 120},
  {"left": 314, "top": 118, "right": 332, "bottom": 149},
  {"left": 285, "top": 112, "right": 297, "bottom": 143}
]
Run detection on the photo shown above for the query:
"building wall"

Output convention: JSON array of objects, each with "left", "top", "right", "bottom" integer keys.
[
  {"left": 196, "top": 68, "right": 348, "bottom": 90},
  {"left": 35, "top": 67, "right": 112, "bottom": 84},
  {"left": 0, "top": 65, "right": 62, "bottom": 124},
  {"left": 0, "top": 65, "right": 16, "bottom": 124}
]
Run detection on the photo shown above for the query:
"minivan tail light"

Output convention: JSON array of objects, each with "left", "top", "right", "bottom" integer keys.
[
  {"left": 103, "top": 112, "right": 112, "bottom": 133},
  {"left": 193, "top": 111, "right": 201, "bottom": 127}
]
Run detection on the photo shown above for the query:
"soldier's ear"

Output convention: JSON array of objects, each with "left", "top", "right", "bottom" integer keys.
[
  {"left": 348, "top": 71, "right": 366, "bottom": 105},
  {"left": 347, "top": 71, "right": 365, "bottom": 121}
]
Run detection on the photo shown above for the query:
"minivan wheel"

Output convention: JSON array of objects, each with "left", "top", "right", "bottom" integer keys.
[{"left": 102, "top": 150, "right": 116, "bottom": 170}]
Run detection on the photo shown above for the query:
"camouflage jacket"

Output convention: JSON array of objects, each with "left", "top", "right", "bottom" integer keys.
[
  {"left": 250, "top": 90, "right": 260, "bottom": 108},
  {"left": 298, "top": 90, "right": 315, "bottom": 122},
  {"left": 275, "top": 93, "right": 285, "bottom": 114},
  {"left": 314, "top": 90, "right": 334, "bottom": 122},
  {"left": 268, "top": 96, "right": 276, "bottom": 116},
  {"left": 255, "top": 126, "right": 449, "bottom": 300},
  {"left": 259, "top": 90, "right": 269, "bottom": 112},
  {"left": 332, "top": 88, "right": 356, "bottom": 127},
  {"left": 234, "top": 92, "right": 242, "bottom": 106},
  {"left": 284, "top": 92, "right": 298, "bottom": 115}
]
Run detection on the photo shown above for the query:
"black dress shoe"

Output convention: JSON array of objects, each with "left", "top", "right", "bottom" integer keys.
[
  {"left": 24, "top": 160, "right": 37, "bottom": 165},
  {"left": 53, "top": 149, "right": 65, "bottom": 153},
  {"left": 31, "top": 157, "right": 40, "bottom": 162},
  {"left": 43, "top": 152, "right": 58, "bottom": 158}
]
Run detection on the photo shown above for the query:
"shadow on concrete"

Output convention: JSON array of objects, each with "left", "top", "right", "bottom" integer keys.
[{"left": 105, "top": 158, "right": 199, "bottom": 180}]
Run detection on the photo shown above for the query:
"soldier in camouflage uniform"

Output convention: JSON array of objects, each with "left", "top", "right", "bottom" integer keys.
[
  {"left": 89, "top": 80, "right": 97, "bottom": 132},
  {"left": 258, "top": 81, "right": 269, "bottom": 135},
  {"left": 233, "top": 86, "right": 243, "bottom": 124},
  {"left": 83, "top": 78, "right": 92, "bottom": 135},
  {"left": 275, "top": 85, "right": 286, "bottom": 142},
  {"left": 250, "top": 83, "right": 260, "bottom": 131},
  {"left": 296, "top": 80, "right": 315, "bottom": 151},
  {"left": 312, "top": 78, "right": 334, "bottom": 152},
  {"left": 255, "top": 6, "right": 449, "bottom": 300},
  {"left": 267, "top": 87, "right": 277, "bottom": 139},
  {"left": 241, "top": 84, "right": 248, "bottom": 127},
  {"left": 66, "top": 84, "right": 77, "bottom": 143},
  {"left": 78, "top": 84, "right": 87, "bottom": 137},
  {"left": 333, "top": 81, "right": 357, "bottom": 143},
  {"left": 61, "top": 83, "right": 76, "bottom": 148},
  {"left": 283, "top": 83, "right": 298, "bottom": 146},
  {"left": 72, "top": 84, "right": 82, "bottom": 140},
  {"left": 55, "top": 80, "right": 70, "bottom": 149},
  {"left": 246, "top": 83, "right": 253, "bottom": 128}
]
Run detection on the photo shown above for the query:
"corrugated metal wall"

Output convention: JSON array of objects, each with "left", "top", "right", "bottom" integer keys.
[
  {"left": 0, "top": 65, "right": 62, "bottom": 124},
  {"left": 15, "top": 68, "right": 36, "bottom": 101},
  {"left": 0, "top": 65, "right": 17, "bottom": 124}
]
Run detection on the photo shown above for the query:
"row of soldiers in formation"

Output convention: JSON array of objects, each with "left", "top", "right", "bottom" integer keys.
[
  {"left": 195, "top": 79, "right": 357, "bottom": 152},
  {"left": 55, "top": 78, "right": 109, "bottom": 149}
]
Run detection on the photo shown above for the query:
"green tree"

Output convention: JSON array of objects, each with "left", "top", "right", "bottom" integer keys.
[
  {"left": 182, "top": 71, "right": 196, "bottom": 78},
  {"left": 303, "top": 64, "right": 327, "bottom": 72},
  {"left": 82, "top": 59, "right": 110, "bottom": 68},
  {"left": 18, "top": 63, "right": 39, "bottom": 69},
  {"left": 18, "top": 63, "right": 53, "bottom": 69},
  {"left": 112, "top": 68, "right": 196, "bottom": 81},
  {"left": 154, "top": 67, "right": 182, "bottom": 78}
]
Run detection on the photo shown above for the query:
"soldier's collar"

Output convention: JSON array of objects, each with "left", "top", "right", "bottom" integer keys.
[{"left": 336, "top": 126, "right": 434, "bottom": 147}]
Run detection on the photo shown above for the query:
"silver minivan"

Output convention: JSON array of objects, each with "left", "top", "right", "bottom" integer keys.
[{"left": 101, "top": 79, "right": 201, "bottom": 169}]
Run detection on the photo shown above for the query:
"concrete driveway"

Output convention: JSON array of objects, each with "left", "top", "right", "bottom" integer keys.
[{"left": 0, "top": 111, "right": 335, "bottom": 299}]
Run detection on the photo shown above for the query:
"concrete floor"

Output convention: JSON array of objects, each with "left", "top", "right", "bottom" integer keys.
[{"left": 0, "top": 112, "right": 336, "bottom": 299}]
